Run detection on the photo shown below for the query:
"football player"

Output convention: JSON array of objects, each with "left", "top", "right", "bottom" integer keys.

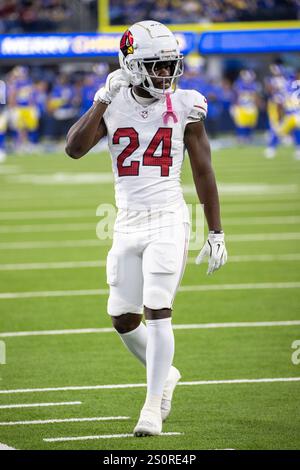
[{"left": 66, "top": 21, "right": 227, "bottom": 437}]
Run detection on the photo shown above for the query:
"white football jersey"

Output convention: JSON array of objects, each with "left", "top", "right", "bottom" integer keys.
[{"left": 103, "top": 87, "right": 207, "bottom": 212}]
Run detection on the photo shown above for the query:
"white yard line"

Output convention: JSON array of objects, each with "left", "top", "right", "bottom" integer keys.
[
  {"left": 221, "top": 205, "right": 300, "bottom": 214},
  {"left": 0, "top": 240, "right": 100, "bottom": 249},
  {"left": 1, "top": 321, "right": 299, "bottom": 339},
  {"left": 0, "top": 202, "right": 299, "bottom": 220},
  {"left": 188, "top": 253, "right": 300, "bottom": 263},
  {"left": 219, "top": 253, "right": 300, "bottom": 262},
  {"left": 44, "top": 432, "right": 183, "bottom": 442},
  {"left": 174, "top": 320, "right": 300, "bottom": 330},
  {"left": 179, "top": 282, "right": 300, "bottom": 293},
  {"left": 0, "top": 282, "right": 299, "bottom": 300},
  {"left": 0, "top": 327, "right": 115, "bottom": 337},
  {"left": 7, "top": 172, "right": 113, "bottom": 185},
  {"left": 179, "top": 378, "right": 300, "bottom": 386},
  {"left": 1, "top": 232, "right": 300, "bottom": 250},
  {"left": 0, "top": 442, "right": 16, "bottom": 450},
  {"left": 1, "top": 253, "right": 300, "bottom": 271},
  {"left": 0, "top": 377, "right": 299, "bottom": 395},
  {"left": 0, "top": 210, "right": 95, "bottom": 220},
  {"left": 0, "top": 289, "right": 106, "bottom": 299},
  {"left": 0, "top": 260, "right": 105, "bottom": 271},
  {"left": 0, "top": 215, "right": 300, "bottom": 234},
  {"left": 0, "top": 401, "right": 81, "bottom": 409},
  {"left": 0, "top": 223, "right": 95, "bottom": 233},
  {"left": 227, "top": 233, "right": 300, "bottom": 241},
  {"left": 0, "top": 416, "right": 130, "bottom": 426},
  {"left": 223, "top": 216, "right": 300, "bottom": 225},
  {"left": 183, "top": 183, "right": 299, "bottom": 195}
]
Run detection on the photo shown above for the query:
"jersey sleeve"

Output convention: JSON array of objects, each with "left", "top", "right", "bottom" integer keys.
[{"left": 185, "top": 90, "right": 208, "bottom": 125}]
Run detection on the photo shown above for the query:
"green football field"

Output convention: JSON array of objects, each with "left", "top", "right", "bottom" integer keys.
[{"left": 0, "top": 145, "right": 299, "bottom": 450}]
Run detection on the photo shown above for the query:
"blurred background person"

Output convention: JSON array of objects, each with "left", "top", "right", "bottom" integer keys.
[
  {"left": 7, "top": 66, "right": 40, "bottom": 153},
  {"left": 264, "top": 62, "right": 288, "bottom": 158},
  {"left": 0, "top": 106, "right": 7, "bottom": 161},
  {"left": 230, "top": 69, "right": 262, "bottom": 144},
  {"left": 265, "top": 67, "right": 300, "bottom": 159},
  {"left": 46, "top": 73, "right": 80, "bottom": 141}
]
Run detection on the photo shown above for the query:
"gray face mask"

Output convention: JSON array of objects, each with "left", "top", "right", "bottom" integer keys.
[{"left": 137, "top": 56, "right": 184, "bottom": 99}]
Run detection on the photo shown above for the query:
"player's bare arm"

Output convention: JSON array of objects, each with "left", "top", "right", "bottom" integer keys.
[
  {"left": 65, "top": 69, "right": 130, "bottom": 159},
  {"left": 65, "top": 102, "right": 107, "bottom": 158},
  {"left": 184, "top": 120, "right": 228, "bottom": 274},
  {"left": 184, "top": 120, "right": 221, "bottom": 231}
]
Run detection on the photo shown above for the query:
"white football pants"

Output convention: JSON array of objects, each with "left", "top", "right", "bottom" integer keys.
[{"left": 106, "top": 222, "right": 190, "bottom": 316}]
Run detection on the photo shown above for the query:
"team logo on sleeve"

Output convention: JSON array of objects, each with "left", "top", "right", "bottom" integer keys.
[
  {"left": 193, "top": 97, "right": 207, "bottom": 120},
  {"left": 120, "top": 30, "right": 135, "bottom": 57}
]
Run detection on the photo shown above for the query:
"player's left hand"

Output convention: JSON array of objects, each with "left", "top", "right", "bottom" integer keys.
[
  {"left": 195, "top": 231, "right": 227, "bottom": 275},
  {"left": 94, "top": 69, "right": 130, "bottom": 104}
]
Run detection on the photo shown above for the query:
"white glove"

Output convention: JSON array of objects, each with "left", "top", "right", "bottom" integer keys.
[
  {"left": 94, "top": 69, "right": 130, "bottom": 104},
  {"left": 195, "top": 231, "right": 227, "bottom": 275}
]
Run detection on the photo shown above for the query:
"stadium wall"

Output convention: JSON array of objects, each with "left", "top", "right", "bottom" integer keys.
[{"left": 0, "top": 27, "right": 299, "bottom": 64}]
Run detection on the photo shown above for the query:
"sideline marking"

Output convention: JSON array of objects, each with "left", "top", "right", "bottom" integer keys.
[
  {"left": 0, "top": 377, "right": 299, "bottom": 395},
  {"left": 0, "top": 215, "right": 300, "bottom": 233},
  {"left": 0, "top": 416, "right": 130, "bottom": 426},
  {"left": 1, "top": 253, "right": 300, "bottom": 271},
  {"left": 0, "top": 201, "right": 299, "bottom": 219},
  {"left": 1, "top": 232, "right": 300, "bottom": 249},
  {"left": 1, "top": 282, "right": 299, "bottom": 300},
  {"left": 0, "top": 223, "right": 95, "bottom": 233},
  {"left": 1, "top": 320, "right": 300, "bottom": 338},
  {"left": 0, "top": 209, "right": 95, "bottom": 220},
  {"left": 44, "top": 432, "right": 183, "bottom": 442},
  {"left": 0, "top": 401, "right": 81, "bottom": 409}
]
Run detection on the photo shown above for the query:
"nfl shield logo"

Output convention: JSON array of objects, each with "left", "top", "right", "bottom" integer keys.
[{"left": 140, "top": 110, "right": 148, "bottom": 119}]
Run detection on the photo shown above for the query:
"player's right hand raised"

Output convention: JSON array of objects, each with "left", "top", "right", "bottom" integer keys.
[{"left": 94, "top": 69, "right": 130, "bottom": 105}]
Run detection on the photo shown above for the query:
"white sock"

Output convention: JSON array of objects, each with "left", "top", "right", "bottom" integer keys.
[
  {"left": 118, "top": 323, "right": 147, "bottom": 366},
  {"left": 144, "top": 318, "right": 174, "bottom": 411}
]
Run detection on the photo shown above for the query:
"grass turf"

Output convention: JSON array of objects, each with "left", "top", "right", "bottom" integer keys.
[{"left": 0, "top": 145, "right": 299, "bottom": 449}]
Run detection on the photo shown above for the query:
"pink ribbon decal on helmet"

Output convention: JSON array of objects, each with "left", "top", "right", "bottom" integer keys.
[{"left": 162, "top": 93, "right": 178, "bottom": 125}]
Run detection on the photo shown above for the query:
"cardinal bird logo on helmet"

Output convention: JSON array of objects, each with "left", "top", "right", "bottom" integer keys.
[{"left": 120, "top": 30, "right": 135, "bottom": 57}]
